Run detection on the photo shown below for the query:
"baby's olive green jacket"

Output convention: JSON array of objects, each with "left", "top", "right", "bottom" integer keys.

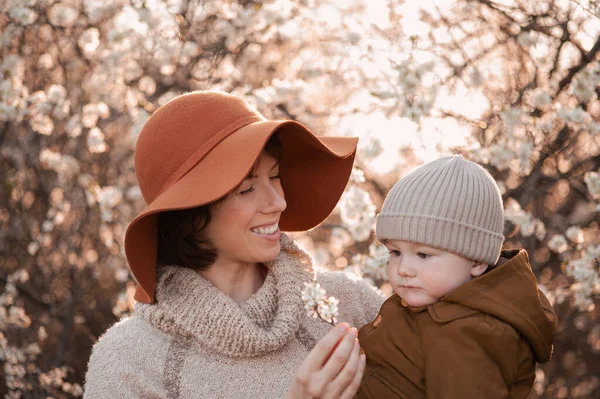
[{"left": 357, "top": 249, "right": 556, "bottom": 399}]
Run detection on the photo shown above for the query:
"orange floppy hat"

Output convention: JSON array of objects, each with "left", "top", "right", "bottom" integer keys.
[{"left": 125, "top": 91, "right": 358, "bottom": 303}]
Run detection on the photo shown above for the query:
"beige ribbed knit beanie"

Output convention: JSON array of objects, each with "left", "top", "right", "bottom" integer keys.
[{"left": 376, "top": 155, "right": 505, "bottom": 265}]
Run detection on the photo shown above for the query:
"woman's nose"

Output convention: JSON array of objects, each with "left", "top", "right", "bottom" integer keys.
[{"left": 263, "top": 183, "right": 287, "bottom": 213}]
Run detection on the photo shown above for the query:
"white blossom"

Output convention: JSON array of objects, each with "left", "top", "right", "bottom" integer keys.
[
  {"left": 571, "top": 66, "right": 600, "bottom": 102},
  {"left": 31, "top": 114, "right": 54, "bottom": 135},
  {"left": 301, "top": 281, "right": 339, "bottom": 325},
  {"left": 0, "top": 102, "right": 18, "bottom": 121},
  {"left": 82, "top": 102, "right": 110, "bottom": 128},
  {"left": 9, "top": 6, "right": 37, "bottom": 26},
  {"left": 564, "top": 258, "right": 599, "bottom": 311},
  {"left": 27, "top": 242, "right": 39, "bottom": 256},
  {"left": 504, "top": 198, "right": 545, "bottom": 239},
  {"left": 66, "top": 115, "right": 82, "bottom": 138},
  {"left": 352, "top": 241, "right": 390, "bottom": 281},
  {"left": 78, "top": 28, "right": 101, "bottom": 56},
  {"left": 39, "top": 148, "right": 80, "bottom": 181},
  {"left": 500, "top": 107, "right": 523, "bottom": 133},
  {"left": 47, "top": 85, "right": 67, "bottom": 104},
  {"left": 530, "top": 90, "right": 552, "bottom": 108},
  {"left": 87, "top": 127, "right": 108, "bottom": 153},
  {"left": 584, "top": 171, "right": 600, "bottom": 199},
  {"left": 358, "top": 136, "right": 383, "bottom": 160},
  {"left": 548, "top": 234, "right": 569, "bottom": 254},
  {"left": 48, "top": 4, "right": 79, "bottom": 28},
  {"left": 517, "top": 31, "right": 536, "bottom": 47},
  {"left": 338, "top": 185, "right": 376, "bottom": 242},
  {"left": 96, "top": 186, "right": 122, "bottom": 222},
  {"left": 558, "top": 107, "right": 587, "bottom": 125},
  {"left": 565, "top": 226, "right": 585, "bottom": 244},
  {"left": 350, "top": 168, "right": 366, "bottom": 184}
]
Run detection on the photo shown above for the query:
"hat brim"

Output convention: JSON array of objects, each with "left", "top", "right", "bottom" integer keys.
[{"left": 125, "top": 119, "right": 357, "bottom": 303}]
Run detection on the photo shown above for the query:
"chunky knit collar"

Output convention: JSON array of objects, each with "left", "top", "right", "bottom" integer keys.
[{"left": 135, "top": 234, "right": 314, "bottom": 358}]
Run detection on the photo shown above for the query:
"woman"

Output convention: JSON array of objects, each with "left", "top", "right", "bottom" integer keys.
[{"left": 84, "top": 91, "right": 384, "bottom": 398}]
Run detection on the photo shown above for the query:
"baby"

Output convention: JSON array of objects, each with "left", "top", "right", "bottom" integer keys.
[{"left": 356, "top": 155, "right": 556, "bottom": 399}]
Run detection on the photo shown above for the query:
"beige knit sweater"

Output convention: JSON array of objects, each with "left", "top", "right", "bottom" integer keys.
[{"left": 84, "top": 234, "right": 384, "bottom": 399}]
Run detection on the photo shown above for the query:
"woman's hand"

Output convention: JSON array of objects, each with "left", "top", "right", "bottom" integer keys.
[{"left": 287, "top": 323, "right": 366, "bottom": 399}]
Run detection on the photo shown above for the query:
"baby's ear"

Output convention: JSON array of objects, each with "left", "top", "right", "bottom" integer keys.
[{"left": 470, "top": 262, "right": 488, "bottom": 277}]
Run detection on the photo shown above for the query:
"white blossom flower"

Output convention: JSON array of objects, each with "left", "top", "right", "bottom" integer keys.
[
  {"left": 42, "top": 220, "right": 54, "bottom": 233},
  {"left": 350, "top": 168, "right": 366, "bottom": 184},
  {"left": 571, "top": 66, "right": 600, "bottom": 102},
  {"left": 87, "top": 127, "right": 108, "bottom": 153},
  {"left": 82, "top": 102, "right": 110, "bottom": 128},
  {"left": 548, "top": 234, "right": 569, "bottom": 254},
  {"left": 38, "top": 326, "right": 48, "bottom": 341},
  {"left": 0, "top": 54, "right": 22, "bottom": 77},
  {"left": 585, "top": 245, "right": 600, "bottom": 262},
  {"left": 126, "top": 186, "right": 143, "bottom": 201},
  {"left": 96, "top": 186, "right": 123, "bottom": 222},
  {"left": 564, "top": 257, "right": 599, "bottom": 311},
  {"left": 27, "top": 242, "right": 39, "bottom": 256},
  {"left": 338, "top": 186, "right": 376, "bottom": 242},
  {"left": 30, "top": 114, "right": 54, "bottom": 135},
  {"left": 558, "top": 107, "right": 587, "bottom": 125},
  {"left": 301, "top": 281, "right": 339, "bottom": 325},
  {"left": 99, "top": 224, "right": 114, "bottom": 248},
  {"left": 517, "top": 31, "right": 536, "bottom": 47},
  {"left": 39, "top": 148, "right": 80, "bottom": 181},
  {"left": 584, "top": 171, "right": 600, "bottom": 199},
  {"left": 530, "top": 90, "right": 552, "bottom": 108},
  {"left": 504, "top": 198, "right": 545, "bottom": 239},
  {"left": 353, "top": 241, "right": 390, "bottom": 281},
  {"left": 47, "top": 85, "right": 67, "bottom": 104},
  {"left": 0, "top": 102, "right": 18, "bottom": 121},
  {"left": 78, "top": 28, "right": 101, "bottom": 55},
  {"left": 500, "top": 107, "right": 523, "bottom": 132},
  {"left": 48, "top": 4, "right": 79, "bottom": 28},
  {"left": 467, "top": 69, "right": 484, "bottom": 87},
  {"left": 9, "top": 6, "right": 38, "bottom": 26},
  {"left": 358, "top": 136, "right": 383, "bottom": 160},
  {"left": 138, "top": 77, "right": 156, "bottom": 96},
  {"left": 565, "top": 226, "right": 585, "bottom": 244},
  {"left": 66, "top": 115, "right": 82, "bottom": 138}
]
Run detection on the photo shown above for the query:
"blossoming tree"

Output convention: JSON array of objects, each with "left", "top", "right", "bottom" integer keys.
[{"left": 1, "top": 0, "right": 598, "bottom": 397}]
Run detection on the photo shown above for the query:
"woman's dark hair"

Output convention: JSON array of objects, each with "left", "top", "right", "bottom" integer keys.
[{"left": 157, "top": 134, "right": 283, "bottom": 271}]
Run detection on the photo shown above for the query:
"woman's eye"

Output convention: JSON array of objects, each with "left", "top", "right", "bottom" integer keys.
[
  {"left": 270, "top": 173, "right": 281, "bottom": 180},
  {"left": 239, "top": 187, "right": 254, "bottom": 195},
  {"left": 417, "top": 252, "right": 430, "bottom": 259},
  {"left": 389, "top": 250, "right": 401, "bottom": 257}
]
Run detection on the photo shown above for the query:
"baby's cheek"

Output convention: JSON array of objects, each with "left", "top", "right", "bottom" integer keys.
[{"left": 421, "top": 270, "right": 446, "bottom": 295}]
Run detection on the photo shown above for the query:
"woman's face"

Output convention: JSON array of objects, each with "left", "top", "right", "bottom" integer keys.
[{"left": 202, "top": 152, "right": 287, "bottom": 266}]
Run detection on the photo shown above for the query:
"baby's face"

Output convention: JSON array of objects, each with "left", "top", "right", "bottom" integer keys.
[{"left": 384, "top": 240, "right": 487, "bottom": 307}]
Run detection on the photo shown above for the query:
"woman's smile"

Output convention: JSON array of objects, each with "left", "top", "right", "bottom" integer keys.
[{"left": 250, "top": 222, "right": 280, "bottom": 240}]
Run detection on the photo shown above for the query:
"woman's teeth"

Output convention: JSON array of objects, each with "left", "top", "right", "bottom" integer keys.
[{"left": 251, "top": 223, "right": 278, "bottom": 235}]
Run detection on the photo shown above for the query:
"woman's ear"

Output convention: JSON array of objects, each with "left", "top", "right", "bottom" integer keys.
[{"left": 470, "top": 262, "right": 488, "bottom": 277}]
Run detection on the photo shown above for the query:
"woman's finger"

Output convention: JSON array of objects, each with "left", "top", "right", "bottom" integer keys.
[
  {"left": 306, "top": 327, "right": 357, "bottom": 396},
  {"left": 323, "top": 337, "right": 362, "bottom": 398},
  {"left": 289, "top": 323, "right": 351, "bottom": 398},
  {"left": 303, "top": 323, "right": 351, "bottom": 370},
  {"left": 338, "top": 353, "right": 367, "bottom": 399},
  {"left": 319, "top": 327, "right": 357, "bottom": 377}
]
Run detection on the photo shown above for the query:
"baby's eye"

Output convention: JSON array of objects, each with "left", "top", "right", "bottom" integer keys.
[
  {"left": 389, "top": 250, "right": 401, "bottom": 257},
  {"left": 417, "top": 252, "right": 430, "bottom": 259}
]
